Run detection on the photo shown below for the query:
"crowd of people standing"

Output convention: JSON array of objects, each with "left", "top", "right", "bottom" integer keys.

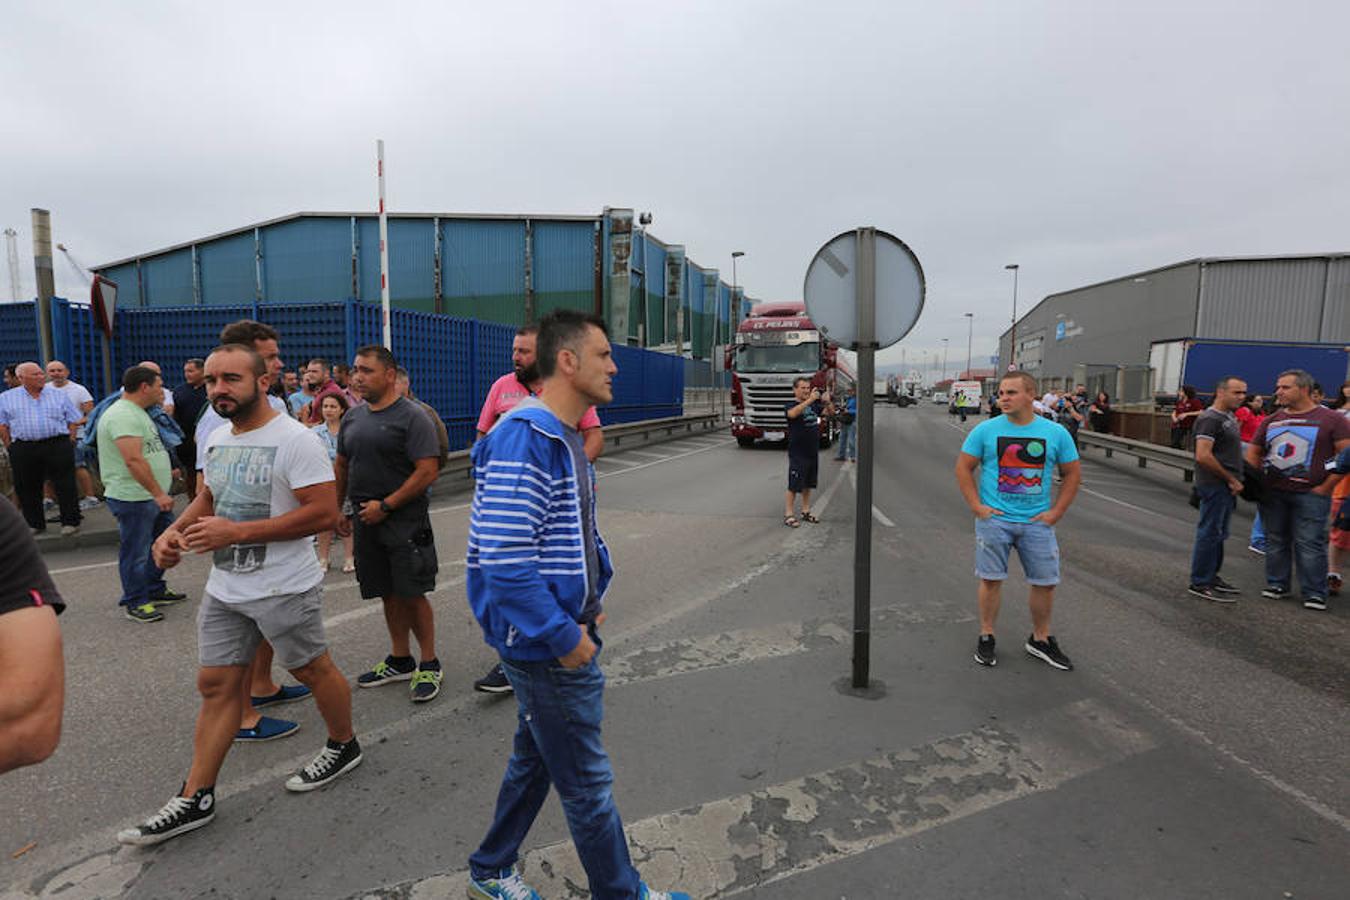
[{"left": 1, "top": 315, "right": 691, "bottom": 899}]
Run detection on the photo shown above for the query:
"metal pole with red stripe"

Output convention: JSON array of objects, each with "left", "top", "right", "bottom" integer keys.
[{"left": 378, "top": 139, "right": 391, "bottom": 350}]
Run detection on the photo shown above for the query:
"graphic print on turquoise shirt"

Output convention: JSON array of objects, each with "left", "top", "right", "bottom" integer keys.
[
  {"left": 961, "top": 416, "right": 1077, "bottom": 523},
  {"left": 997, "top": 436, "right": 1047, "bottom": 496}
]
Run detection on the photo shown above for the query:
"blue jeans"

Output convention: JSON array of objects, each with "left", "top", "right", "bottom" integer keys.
[
  {"left": 105, "top": 497, "right": 172, "bottom": 607},
  {"left": 1259, "top": 489, "right": 1331, "bottom": 597},
  {"left": 1189, "top": 483, "right": 1236, "bottom": 587},
  {"left": 470, "top": 639, "right": 640, "bottom": 899},
  {"left": 834, "top": 423, "right": 856, "bottom": 460},
  {"left": 1250, "top": 510, "right": 1265, "bottom": 547}
]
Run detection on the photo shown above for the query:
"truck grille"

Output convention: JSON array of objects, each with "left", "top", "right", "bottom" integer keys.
[{"left": 743, "top": 381, "right": 796, "bottom": 428}]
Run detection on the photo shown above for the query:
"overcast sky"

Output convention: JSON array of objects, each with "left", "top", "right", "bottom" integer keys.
[{"left": 3, "top": 0, "right": 1348, "bottom": 374}]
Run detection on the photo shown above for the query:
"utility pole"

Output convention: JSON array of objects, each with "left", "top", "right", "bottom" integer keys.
[
  {"left": 4, "top": 228, "right": 20, "bottom": 300},
  {"left": 32, "top": 209, "right": 55, "bottom": 363},
  {"left": 964, "top": 312, "right": 974, "bottom": 379},
  {"left": 1005, "top": 263, "right": 1019, "bottom": 370}
]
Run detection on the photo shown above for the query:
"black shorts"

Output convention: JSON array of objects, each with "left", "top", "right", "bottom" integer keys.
[
  {"left": 352, "top": 509, "right": 438, "bottom": 600},
  {"left": 787, "top": 454, "right": 818, "bottom": 493}
]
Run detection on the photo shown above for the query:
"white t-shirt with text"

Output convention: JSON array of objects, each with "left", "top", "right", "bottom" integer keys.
[
  {"left": 196, "top": 394, "right": 289, "bottom": 471},
  {"left": 202, "top": 412, "right": 334, "bottom": 603}
]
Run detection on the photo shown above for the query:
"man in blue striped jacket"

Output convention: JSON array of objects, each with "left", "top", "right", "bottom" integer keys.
[{"left": 465, "top": 310, "right": 688, "bottom": 900}]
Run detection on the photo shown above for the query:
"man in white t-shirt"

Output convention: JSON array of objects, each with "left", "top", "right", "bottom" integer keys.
[
  {"left": 194, "top": 321, "right": 310, "bottom": 743},
  {"left": 118, "top": 344, "right": 361, "bottom": 847},
  {"left": 45, "top": 361, "right": 99, "bottom": 509}
]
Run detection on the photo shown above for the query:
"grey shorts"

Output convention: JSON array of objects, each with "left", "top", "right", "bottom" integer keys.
[{"left": 197, "top": 584, "right": 328, "bottom": 670}]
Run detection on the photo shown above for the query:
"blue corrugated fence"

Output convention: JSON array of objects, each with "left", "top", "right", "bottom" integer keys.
[{"left": 25, "top": 299, "right": 680, "bottom": 447}]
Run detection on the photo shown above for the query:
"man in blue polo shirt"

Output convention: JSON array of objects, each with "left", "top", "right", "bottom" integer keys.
[
  {"left": 0, "top": 362, "right": 83, "bottom": 535},
  {"left": 955, "top": 371, "right": 1081, "bottom": 670}
]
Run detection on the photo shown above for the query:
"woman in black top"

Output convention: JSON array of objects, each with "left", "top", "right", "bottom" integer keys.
[{"left": 1088, "top": 391, "right": 1111, "bottom": 433}]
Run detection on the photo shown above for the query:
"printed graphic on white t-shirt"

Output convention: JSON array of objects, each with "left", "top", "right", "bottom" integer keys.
[{"left": 202, "top": 413, "right": 334, "bottom": 603}]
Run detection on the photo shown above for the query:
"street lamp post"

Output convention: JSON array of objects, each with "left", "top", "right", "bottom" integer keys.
[
  {"left": 941, "top": 338, "right": 949, "bottom": 384},
  {"left": 734, "top": 253, "right": 745, "bottom": 345},
  {"left": 963, "top": 312, "right": 974, "bottom": 380},
  {"left": 1005, "top": 263, "right": 1019, "bottom": 370},
  {"left": 729, "top": 251, "right": 745, "bottom": 416}
]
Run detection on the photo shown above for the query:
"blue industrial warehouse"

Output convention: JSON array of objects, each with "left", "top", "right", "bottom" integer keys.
[
  {"left": 1, "top": 207, "right": 748, "bottom": 446},
  {"left": 93, "top": 209, "right": 750, "bottom": 358}
]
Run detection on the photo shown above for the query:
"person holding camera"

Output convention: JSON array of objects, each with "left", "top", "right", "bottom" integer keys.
[
  {"left": 335, "top": 346, "right": 444, "bottom": 702},
  {"left": 833, "top": 386, "right": 857, "bottom": 463},
  {"left": 784, "top": 377, "right": 830, "bottom": 527}
]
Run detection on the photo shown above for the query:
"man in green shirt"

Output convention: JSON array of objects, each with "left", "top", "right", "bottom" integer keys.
[{"left": 98, "top": 366, "right": 184, "bottom": 623}]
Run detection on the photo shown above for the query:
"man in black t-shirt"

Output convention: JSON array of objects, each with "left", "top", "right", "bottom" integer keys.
[
  {"left": 171, "top": 358, "right": 209, "bottom": 498},
  {"left": 0, "top": 498, "right": 65, "bottom": 773},
  {"left": 783, "top": 377, "right": 829, "bottom": 527},
  {"left": 336, "top": 346, "right": 444, "bottom": 703},
  {"left": 1188, "top": 377, "right": 1247, "bottom": 602}
]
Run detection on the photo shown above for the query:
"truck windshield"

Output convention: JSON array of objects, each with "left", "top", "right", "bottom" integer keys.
[{"left": 735, "top": 342, "right": 820, "bottom": 373}]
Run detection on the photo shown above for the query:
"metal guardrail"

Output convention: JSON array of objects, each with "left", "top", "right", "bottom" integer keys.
[
  {"left": 436, "top": 412, "right": 722, "bottom": 483},
  {"left": 1077, "top": 431, "right": 1196, "bottom": 482}
]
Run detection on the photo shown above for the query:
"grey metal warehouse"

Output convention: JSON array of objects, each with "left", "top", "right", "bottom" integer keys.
[{"left": 997, "top": 253, "right": 1350, "bottom": 401}]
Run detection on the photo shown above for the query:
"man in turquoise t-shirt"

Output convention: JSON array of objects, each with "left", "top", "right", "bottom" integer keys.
[
  {"left": 97, "top": 365, "right": 182, "bottom": 623},
  {"left": 955, "top": 371, "right": 1081, "bottom": 671}
]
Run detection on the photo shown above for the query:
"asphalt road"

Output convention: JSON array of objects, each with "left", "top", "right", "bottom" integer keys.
[{"left": 2, "top": 405, "right": 1346, "bottom": 899}]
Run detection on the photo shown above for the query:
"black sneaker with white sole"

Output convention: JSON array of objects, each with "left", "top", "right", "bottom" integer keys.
[
  {"left": 473, "top": 662, "right": 514, "bottom": 694},
  {"left": 285, "top": 737, "right": 362, "bottom": 792},
  {"left": 1188, "top": 584, "right": 1236, "bottom": 604},
  {"left": 974, "top": 635, "right": 997, "bottom": 667},
  {"left": 1025, "top": 635, "right": 1074, "bottom": 671},
  {"left": 117, "top": 786, "right": 215, "bottom": 846},
  {"left": 1303, "top": 595, "right": 1328, "bottom": 611},
  {"left": 1261, "top": 585, "right": 1291, "bottom": 600},
  {"left": 1210, "top": 576, "right": 1241, "bottom": 596}
]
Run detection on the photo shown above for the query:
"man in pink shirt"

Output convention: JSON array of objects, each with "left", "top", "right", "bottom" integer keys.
[
  {"left": 476, "top": 325, "right": 604, "bottom": 460},
  {"left": 471, "top": 324, "right": 605, "bottom": 695}
]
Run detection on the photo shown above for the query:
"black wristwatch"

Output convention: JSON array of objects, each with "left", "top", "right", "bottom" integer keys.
[{"left": 379, "top": 500, "right": 393, "bottom": 514}]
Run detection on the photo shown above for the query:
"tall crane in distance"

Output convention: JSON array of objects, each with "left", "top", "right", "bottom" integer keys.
[
  {"left": 3, "top": 228, "right": 20, "bottom": 300},
  {"left": 56, "top": 243, "right": 94, "bottom": 286}
]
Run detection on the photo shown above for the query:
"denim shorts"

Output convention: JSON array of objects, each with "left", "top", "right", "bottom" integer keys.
[{"left": 974, "top": 516, "right": 1060, "bottom": 586}]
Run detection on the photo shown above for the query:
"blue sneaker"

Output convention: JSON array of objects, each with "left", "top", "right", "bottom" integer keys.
[
  {"left": 234, "top": 716, "right": 300, "bottom": 743},
  {"left": 467, "top": 867, "right": 541, "bottom": 899},
  {"left": 640, "top": 883, "right": 691, "bottom": 900},
  {"left": 251, "top": 684, "right": 313, "bottom": 709}
]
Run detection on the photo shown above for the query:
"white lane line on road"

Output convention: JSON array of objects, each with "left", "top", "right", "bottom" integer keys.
[
  {"left": 845, "top": 462, "right": 897, "bottom": 527},
  {"left": 616, "top": 448, "right": 674, "bottom": 461},
  {"left": 47, "top": 559, "right": 120, "bottom": 575},
  {"left": 595, "top": 439, "right": 734, "bottom": 479},
  {"left": 1077, "top": 485, "right": 1172, "bottom": 519},
  {"left": 358, "top": 699, "right": 1156, "bottom": 900}
]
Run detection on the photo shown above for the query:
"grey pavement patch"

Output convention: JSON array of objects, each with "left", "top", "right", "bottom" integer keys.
[
  {"left": 604, "top": 605, "right": 969, "bottom": 686},
  {"left": 350, "top": 699, "right": 1155, "bottom": 899}
]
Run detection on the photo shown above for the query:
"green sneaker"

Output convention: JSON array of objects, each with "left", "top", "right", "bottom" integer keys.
[
  {"left": 410, "top": 666, "right": 443, "bottom": 703},
  {"left": 149, "top": 588, "right": 188, "bottom": 607},
  {"left": 356, "top": 655, "right": 416, "bottom": 688},
  {"left": 467, "top": 868, "right": 541, "bottom": 899},
  {"left": 124, "top": 603, "right": 164, "bottom": 624}
]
